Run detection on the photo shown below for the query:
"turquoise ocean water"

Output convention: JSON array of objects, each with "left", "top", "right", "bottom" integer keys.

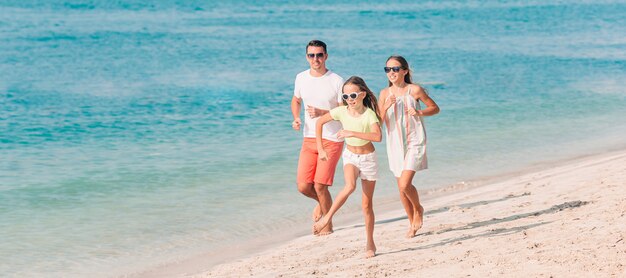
[{"left": 1, "top": 0, "right": 625, "bottom": 276}]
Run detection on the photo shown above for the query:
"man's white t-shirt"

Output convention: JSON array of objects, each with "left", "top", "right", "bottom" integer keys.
[{"left": 294, "top": 69, "right": 344, "bottom": 142}]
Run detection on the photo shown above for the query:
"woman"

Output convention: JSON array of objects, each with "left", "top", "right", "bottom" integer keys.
[{"left": 378, "top": 55, "right": 440, "bottom": 238}]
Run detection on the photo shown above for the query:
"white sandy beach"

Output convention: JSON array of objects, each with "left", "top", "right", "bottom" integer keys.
[{"left": 197, "top": 150, "right": 626, "bottom": 277}]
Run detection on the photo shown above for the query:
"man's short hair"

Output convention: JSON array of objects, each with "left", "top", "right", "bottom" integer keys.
[{"left": 306, "top": 40, "right": 327, "bottom": 53}]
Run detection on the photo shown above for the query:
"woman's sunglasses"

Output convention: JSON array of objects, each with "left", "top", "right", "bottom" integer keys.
[
  {"left": 342, "top": 91, "right": 363, "bottom": 100},
  {"left": 384, "top": 66, "right": 403, "bottom": 73},
  {"left": 307, "top": 52, "right": 325, "bottom": 59}
]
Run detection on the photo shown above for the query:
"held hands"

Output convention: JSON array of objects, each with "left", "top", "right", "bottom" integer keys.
[
  {"left": 292, "top": 118, "right": 301, "bottom": 130},
  {"left": 306, "top": 105, "right": 322, "bottom": 118},
  {"left": 337, "top": 129, "right": 354, "bottom": 139}
]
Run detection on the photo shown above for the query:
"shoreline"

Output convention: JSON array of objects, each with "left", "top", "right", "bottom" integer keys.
[
  {"left": 197, "top": 150, "right": 626, "bottom": 277},
  {"left": 135, "top": 147, "right": 626, "bottom": 277},
  {"left": 199, "top": 148, "right": 626, "bottom": 277}
]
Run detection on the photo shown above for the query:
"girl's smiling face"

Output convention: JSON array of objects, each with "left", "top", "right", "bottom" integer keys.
[
  {"left": 386, "top": 59, "right": 407, "bottom": 84},
  {"left": 342, "top": 83, "right": 365, "bottom": 107}
]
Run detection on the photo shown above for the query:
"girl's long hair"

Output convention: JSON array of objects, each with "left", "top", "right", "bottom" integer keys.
[
  {"left": 343, "top": 76, "right": 381, "bottom": 123},
  {"left": 386, "top": 55, "right": 412, "bottom": 87}
]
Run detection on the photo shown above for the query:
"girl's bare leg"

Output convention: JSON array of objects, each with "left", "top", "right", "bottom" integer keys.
[
  {"left": 361, "top": 179, "right": 376, "bottom": 258},
  {"left": 396, "top": 177, "right": 415, "bottom": 238},
  {"left": 313, "top": 164, "right": 359, "bottom": 234}
]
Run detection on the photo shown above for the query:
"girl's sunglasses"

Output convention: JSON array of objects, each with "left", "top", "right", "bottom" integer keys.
[
  {"left": 342, "top": 91, "right": 363, "bottom": 100},
  {"left": 384, "top": 66, "right": 403, "bottom": 73}
]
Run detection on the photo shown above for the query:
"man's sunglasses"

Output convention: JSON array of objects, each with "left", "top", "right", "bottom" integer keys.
[
  {"left": 384, "top": 66, "right": 403, "bottom": 73},
  {"left": 307, "top": 52, "right": 325, "bottom": 59},
  {"left": 342, "top": 91, "right": 363, "bottom": 100}
]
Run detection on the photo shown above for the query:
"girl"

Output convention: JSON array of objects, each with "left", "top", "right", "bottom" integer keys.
[
  {"left": 378, "top": 56, "right": 440, "bottom": 238},
  {"left": 314, "top": 76, "right": 382, "bottom": 258}
]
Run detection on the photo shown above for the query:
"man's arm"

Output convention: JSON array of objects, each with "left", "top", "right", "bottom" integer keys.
[
  {"left": 291, "top": 96, "right": 302, "bottom": 130},
  {"left": 308, "top": 80, "right": 344, "bottom": 118},
  {"left": 306, "top": 105, "right": 330, "bottom": 118}
]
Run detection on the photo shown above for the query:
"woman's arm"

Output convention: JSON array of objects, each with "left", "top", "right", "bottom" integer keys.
[{"left": 316, "top": 113, "right": 334, "bottom": 161}]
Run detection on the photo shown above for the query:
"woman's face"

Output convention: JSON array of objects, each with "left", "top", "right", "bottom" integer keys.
[
  {"left": 385, "top": 59, "right": 407, "bottom": 84},
  {"left": 342, "top": 84, "right": 365, "bottom": 107}
]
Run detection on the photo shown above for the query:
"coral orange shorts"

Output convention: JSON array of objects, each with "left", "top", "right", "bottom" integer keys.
[{"left": 296, "top": 138, "right": 344, "bottom": 186}]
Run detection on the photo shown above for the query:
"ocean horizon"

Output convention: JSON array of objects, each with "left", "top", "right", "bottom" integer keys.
[{"left": 1, "top": 0, "right": 625, "bottom": 276}]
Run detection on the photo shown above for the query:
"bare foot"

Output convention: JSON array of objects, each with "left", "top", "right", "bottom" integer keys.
[
  {"left": 313, "top": 217, "right": 331, "bottom": 235},
  {"left": 318, "top": 222, "right": 333, "bottom": 236},
  {"left": 365, "top": 243, "right": 376, "bottom": 258},
  {"left": 410, "top": 205, "right": 424, "bottom": 236},
  {"left": 406, "top": 225, "right": 415, "bottom": 238},
  {"left": 312, "top": 204, "right": 322, "bottom": 222}
]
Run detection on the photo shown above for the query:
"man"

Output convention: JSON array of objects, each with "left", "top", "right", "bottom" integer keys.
[{"left": 291, "top": 40, "right": 344, "bottom": 236}]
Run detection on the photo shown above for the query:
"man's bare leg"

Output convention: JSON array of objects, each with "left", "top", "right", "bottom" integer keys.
[
  {"left": 298, "top": 182, "right": 320, "bottom": 234},
  {"left": 312, "top": 204, "right": 322, "bottom": 222},
  {"left": 314, "top": 182, "right": 333, "bottom": 235}
]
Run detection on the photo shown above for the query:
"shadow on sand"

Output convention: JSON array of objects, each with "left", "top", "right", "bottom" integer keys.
[
  {"left": 378, "top": 221, "right": 551, "bottom": 255},
  {"left": 338, "top": 192, "right": 535, "bottom": 231},
  {"left": 378, "top": 200, "right": 588, "bottom": 255},
  {"left": 336, "top": 198, "right": 588, "bottom": 256}
]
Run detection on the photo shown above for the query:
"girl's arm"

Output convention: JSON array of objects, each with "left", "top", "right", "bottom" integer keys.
[
  {"left": 316, "top": 113, "right": 334, "bottom": 161},
  {"left": 338, "top": 123, "right": 382, "bottom": 142},
  {"left": 378, "top": 89, "right": 395, "bottom": 120},
  {"left": 408, "top": 85, "right": 440, "bottom": 116}
]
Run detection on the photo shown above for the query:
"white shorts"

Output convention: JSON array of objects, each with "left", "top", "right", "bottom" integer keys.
[{"left": 342, "top": 148, "right": 379, "bottom": 181}]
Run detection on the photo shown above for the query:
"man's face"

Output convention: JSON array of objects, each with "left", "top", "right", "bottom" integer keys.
[{"left": 306, "top": 46, "right": 327, "bottom": 71}]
